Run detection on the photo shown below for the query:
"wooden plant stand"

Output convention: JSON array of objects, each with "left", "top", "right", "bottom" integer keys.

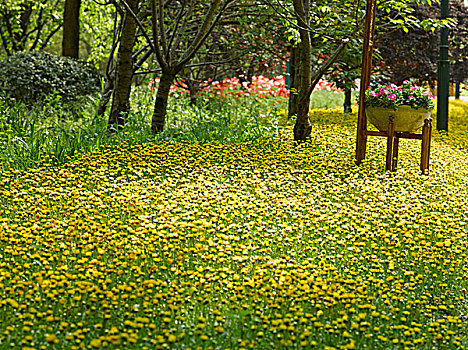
[
  {"left": 355, "top": 0, "right": 434, "bottom": 175},
  {"left": 362, "top": 117, "right": 432, "bottom": 174}
]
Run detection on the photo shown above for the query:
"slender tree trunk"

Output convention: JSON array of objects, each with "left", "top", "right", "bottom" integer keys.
[
  {"left": 293, "top": 92, "right": 312, "bottom": 141},
  {"left": 290, "top": 0, "right": 354, "bottom": 140},
  {"left": 455, "top": 81, "right": 460, "bottom": 99},
  {"left": 97, "top": 77, "right": 114, "bottom": 117},
  {"left": 288, "top": 45, "right": 299, "bottom": 119},
  {"left": 293, "top": 41, "right": 312, "bottom": 141},
  {"left": 108, "top": 0, "right": 139, "bottom": 130},
  {"left": 344, "top": 88, "right": 352, "bottom": 112},
  {"left": 237, "top": 66, "right": 249, "bottom": 90},
  {"left": 185, "top": 79, "right": 198, "bottom": 106},
  {"left": 151, "top": 71, "right": 176, "bottom": 134},
  {"left": 0, "top": 27, "right": 10, "bottom": 55},
  {"left": 16, "top": 5, "right": 32, "bottom": 52},
  {"left": 291, "top": 0, "right": 313, "bottom": 141},
  {"left": 62, "top": 0, "right": 81, "bottom": 58},
  {"left": 189, "top": 92, "right": 197, "bottom": 106}
]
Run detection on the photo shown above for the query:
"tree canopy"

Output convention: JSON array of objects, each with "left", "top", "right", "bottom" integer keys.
[{"left": 375, "top": 0, "right": 468, "bottom": 87}]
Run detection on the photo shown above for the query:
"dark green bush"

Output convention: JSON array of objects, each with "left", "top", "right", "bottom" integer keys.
[{"left": 0, "top": 51, "right": 100, "bottom": 104}]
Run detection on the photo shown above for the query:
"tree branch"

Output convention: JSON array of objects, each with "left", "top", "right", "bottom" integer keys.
[
  {"left": 0, "top": 26, "right": 11, "bottom": 56},
  {"left": 169, "top": 0, "right": 195, "bottom": 62},
  {"left": 176, "top": 0, "right": 231, "bottom": 70},
  {"left": 117, "top": 0, "right": 158, "bottom": 57},
  {"left": 158, "top": 0, "right": 169, "bottom": 59},
  {"left": 133, "top": 46, "right": 153, "bottom": 70},
  {"left": 30, "top": 6, "right": 45, "bottom": 51},
  {"left": 308, "top": 15, "right": 365, "bottom": 96},
  {"left": 166, "top": 0, "right": 185, "bottom": 53},
  {"left": 106, "top": 10, "right": 122, "bottom": 81},
  {"left": 151, "top": 0, "right": 169, "bottom": 71},
  {"left": 39, "top": 23, "right": 62, "bottom": 50},
  {"left": 134, "top": 55, "right": 242, "bottom": 75}
]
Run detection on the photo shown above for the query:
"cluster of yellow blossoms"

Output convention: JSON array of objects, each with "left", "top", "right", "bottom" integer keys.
[{"left": 0, "top": 102, "right": 467, "bottom": 349}]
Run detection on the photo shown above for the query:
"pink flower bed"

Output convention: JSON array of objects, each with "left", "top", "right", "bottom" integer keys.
[{"left": 148, "top": 75, "right": 342, "bottom": 100}]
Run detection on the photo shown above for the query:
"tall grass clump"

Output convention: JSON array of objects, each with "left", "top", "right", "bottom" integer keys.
[{"left": 0, "top": 85, "right": 285, "bottom": 171}]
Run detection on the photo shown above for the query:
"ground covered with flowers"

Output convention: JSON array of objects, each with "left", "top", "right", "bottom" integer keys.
[{"left": 1, "top": 102, "right": 468, "bottom": 350}]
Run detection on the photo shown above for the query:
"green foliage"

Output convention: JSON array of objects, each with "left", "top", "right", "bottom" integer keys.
[
  {"left": 80, "top": 2, "right": 116, "bottom": 65},
  {"left": 0, "top": 87, "right": 284, "bottom": 171},
  {"left": 375, "top": 0, "right": 468, "bottom": 86},
  {"left": 328, "top": 39, "right": 362, "bottom": 91},
  {"left": 0, "top": 51, "right": 100, "bottom": 104},
  {"left": 0, "top": 94, "right": 102, "bottom": 170},
  {"left": 0, "top": 86, "right": 366, "bottom": 171},
  {"left": 158, "top": 95, "right": 281, "bottom": 143},
  {"left": 0, "top": 0, "right": 64, "bottom": 55}
]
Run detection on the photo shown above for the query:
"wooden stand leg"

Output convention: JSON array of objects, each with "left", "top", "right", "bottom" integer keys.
[
  {"left": 386, "top": 116, "right": 395, "bottom": 171},
  {"left": 356, "top": 128, "right": 368, "bottom": 165},
  {"left": 426, "top": 120, "right": 432, "bottom": 169},
  {"left": 420, "top": 119, "right": 432, "bottom": 175},
  {"left": 392, "top": 137, "right": 399, "bottom": 171}
]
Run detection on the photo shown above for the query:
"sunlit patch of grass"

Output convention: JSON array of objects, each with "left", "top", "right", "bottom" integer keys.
[
  {"left": 441, "top": 99, "right": 468, "bottom": 150},
  {"left": 0, "top": 101, "right": 467, "bottom": 349},
  {"left": 309, "top": 89, "right": 359, "bottom": 110}
]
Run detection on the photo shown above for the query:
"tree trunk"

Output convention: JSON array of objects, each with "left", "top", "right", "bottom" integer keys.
[
  {"left": 185, "top": 79, "right": 198, "bottom": 106},
  {"left": 291, "top": 0, "right": 312, "bottom": 141},
  {"left": 288, "top": 45, "right": 299, "bottom": 119},
  {"left": 293, "top": 94, "right": 312, "bottom": 141},
  {"left": 344, "top": 88, "right": 352, "bottom": 112},
  {"left": 97, "top": 77, "right": 114, "bottom": 117},
  {"left": 455, "top": 81, "right": 460, "bottom": 99},
  {"left": 292, "top": 41, "right": 312, "bottom": 142},
  {"left": 151, "top": 71, "right": 176, "bottom": 134},
  {"left": 62, "top": 0, "right": 81, "bottom": 58},
  {"left": 108, "top": 0, "right": 139, "bottom": 130}
]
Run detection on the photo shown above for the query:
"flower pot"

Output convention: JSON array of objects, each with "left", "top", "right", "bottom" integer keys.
[{"left": 365, "top": 105, "right": 432, "bottom": 132}]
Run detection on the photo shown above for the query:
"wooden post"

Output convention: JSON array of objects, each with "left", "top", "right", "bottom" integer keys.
[
  {"left": 386, "top": 117, "right": 394, "bottom": 171},
  {"left": 355, "top": 0, "right": 378, "bottom": 165},
  {"left": 421, "top": 119, "right": 432, "bottom": 174},
  {"left": 392, "top": 137, "right": 399, "bottom": 171}
]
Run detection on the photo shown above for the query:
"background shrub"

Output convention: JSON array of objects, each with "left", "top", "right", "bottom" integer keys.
[{"left": 0, "top": 51, "right": 100, "bottom": 104}]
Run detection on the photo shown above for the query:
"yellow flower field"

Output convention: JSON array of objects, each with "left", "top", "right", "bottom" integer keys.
[{"left": 1, "top": 102, "right": 467, "bottom": 349}]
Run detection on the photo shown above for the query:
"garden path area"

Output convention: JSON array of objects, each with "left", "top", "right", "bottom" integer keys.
[{"left": 1, "top": 102, "right": 468, "bottom": 349}]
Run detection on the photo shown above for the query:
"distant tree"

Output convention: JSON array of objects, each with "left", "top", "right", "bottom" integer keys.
[
  {"left": 170, "top": 8, "right": 289, "bottom": 106},
  {"left": 0, "top": 0, "right": 63, "bottom": 56},
  {"left": 286, "top": 0, "right": 364, "bottom": 141},
  {"left": 62, "top": 0, "right": 81, "bottom": 58},
  {"left": 327, "top": 39, "right": 362, "bottom": 113},
  {"left": 375, "top": 6, "right": 439, "bottom": 87},
  {"left": 105, "top": 0, "right": 239, "bottom": 132},
  {"left": 148, "top": 0, "right": 236, "bottom": 134},
  {"left": 450, "top": 0, "right": 468, "bottom": 93},
  {"left": 266, "top": 0, "right": 447, "bottom": 141},
  {"left": 375, "top": 0, "right": 468, "bottom": 88},
  {"left": 108, "top": 0, "right": 140, "bottom": 129}
]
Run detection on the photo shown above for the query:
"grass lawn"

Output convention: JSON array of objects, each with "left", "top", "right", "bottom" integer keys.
[{"left": 0, "top": 98, "right": 468, "bottom": 349}]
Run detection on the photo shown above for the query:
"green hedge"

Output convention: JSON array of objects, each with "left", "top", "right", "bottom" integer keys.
[{"left": 0, "top": 51, "right": 100, "bottom": 104}]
